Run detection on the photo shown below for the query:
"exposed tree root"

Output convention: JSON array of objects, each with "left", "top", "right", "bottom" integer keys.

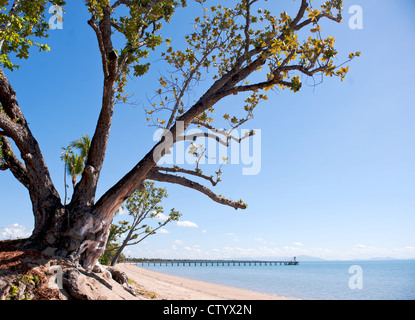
[{"left": 0, "top": 240, "right": 141, "bottom": 300}]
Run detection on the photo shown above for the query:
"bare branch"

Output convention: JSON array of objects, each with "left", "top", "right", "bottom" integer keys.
[
  {"left": 278, "top": 64, "right": 328, "bottom": 77},
  {"left": 165, "top": 35, "right": 224, "bottom": 129},
  {"left": 289, "top": 0, "right": 308, "bottom": 28},
  {"left": 188, "top": 120, "right": 253, "bottom": 146},
  {"left": 154, "top": 165, "right": 218, "bottom": 186},
  {"left": 87, "top": 13, "right": 109, "bottom": 77},
  {"left": 182, "top": 131, "right": 228, "bottom": 147},
  {"left": 147, "top": 170, "right": 246, "bottom": 210},
  {"left": 0, "top": 135, "right": 29, "bottom": 189}
]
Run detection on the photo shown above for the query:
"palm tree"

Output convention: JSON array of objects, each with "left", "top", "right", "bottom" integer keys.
[
  {"left": 66, "top": 135, "right": 91, "bottom": 190},
  {"left": 70, "top": 135, "right": 91, "bottom": 163},
  {"left": 67, "top": 154, "right": 84, "bottom": 190}
]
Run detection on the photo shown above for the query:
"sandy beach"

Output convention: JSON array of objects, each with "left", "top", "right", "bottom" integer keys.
[{"left": 117, "top": 263, "right": 290, "bottom": 300}]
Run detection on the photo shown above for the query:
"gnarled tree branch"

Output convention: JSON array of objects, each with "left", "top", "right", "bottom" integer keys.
[
  {"left": 154, "top": 165, "right": 218, "bottom": 187},
  {"left": 0, "top": 135, "right": 29, "bottom": 189},
  {"left": 147, "top": 170, "right": 246, "bottom": 210}
]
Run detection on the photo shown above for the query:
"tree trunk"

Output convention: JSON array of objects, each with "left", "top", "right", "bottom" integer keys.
[
  {"left": 110, "top": 227, "right": 134, "bottom": 266},
  {"left": 22, "top": 205, "right": 116, "bottom": 271},
  {"left": 1, "top": 4, "right": 156, "bottom": 271},
  {"left": 0, "top": 71, "right": 120, "bottom": 270},
  {"left": 110, "top": 240, "right": 128, "bottom": 267}
]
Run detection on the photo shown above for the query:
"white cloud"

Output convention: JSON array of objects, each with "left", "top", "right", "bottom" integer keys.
[
  {"left": 117, "top": 206, "right": 129, "bottom": 215},
  {"left": 226, "top": 233, "right": 240, "bottom": 242},
  {"left": 202, "top": 230, "right": 207, "bottom": 234},
  {"left": 128, "top": 239, "right": 415, "bottom": 260},
  {"left": 177, "top": 220, "right": 198, "bottom": 228},
  {"left": 254, "top": 237, "right": 267, "bottom": 244},
  {"left": 183, "top": 245, "right": 202, "bottom": 257},
  {"left": 293, "top": 242, "right": 304, "bottom": 247},
  {"left": 157, "top": 228, "right": 170, "bottom": 234},
  {"left": 354, "top": 244, "right": 367, "bottom": 248},
  {"left": 0, "top": 223, "right": 31, "bottom": 240},
  {"left": 155, "top": 213, "right": 169, "bottom": 221}
]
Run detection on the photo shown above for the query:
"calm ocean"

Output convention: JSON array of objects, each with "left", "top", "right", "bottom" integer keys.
[{"left": 137, "top": 260, "right": 415, "bottom": 300}]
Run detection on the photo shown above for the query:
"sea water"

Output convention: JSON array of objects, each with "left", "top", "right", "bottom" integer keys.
[{"left": 137, "top": 260, "right": 415, "bottom": 300}]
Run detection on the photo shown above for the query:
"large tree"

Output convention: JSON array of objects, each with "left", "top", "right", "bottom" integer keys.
[{"left": 0, "top": 0, "right": 358, "bottom": 270}]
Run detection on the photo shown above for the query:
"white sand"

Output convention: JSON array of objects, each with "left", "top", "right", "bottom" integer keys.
[{"left": 117, "top": 263, "right": 290, "bottom": 300}]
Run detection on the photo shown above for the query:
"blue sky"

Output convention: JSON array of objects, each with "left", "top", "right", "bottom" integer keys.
[{"left": 1, "top": 0, "right": 414, "bottom": 260}]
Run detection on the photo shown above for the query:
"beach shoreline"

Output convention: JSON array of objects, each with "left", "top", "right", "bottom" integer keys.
[{"left": 117, "top": 263, "right": 292, "bottom": 300}]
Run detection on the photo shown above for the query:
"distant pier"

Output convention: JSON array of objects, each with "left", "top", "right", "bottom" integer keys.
[{"left": 137, "top": 259, "right": 299, "bottom": 267}]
